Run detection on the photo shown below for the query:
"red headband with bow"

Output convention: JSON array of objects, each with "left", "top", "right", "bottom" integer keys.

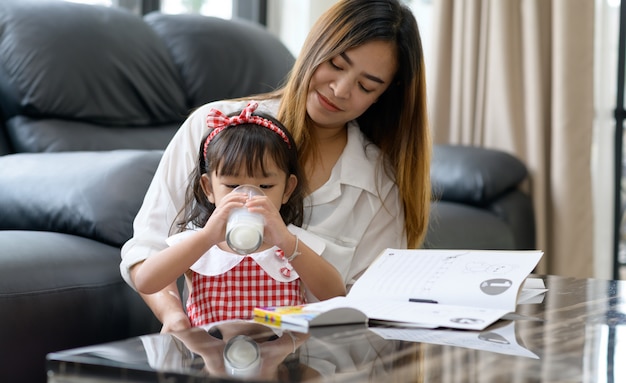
[{"left": 203, "top": 102, "right": 291, "bottom": 161}]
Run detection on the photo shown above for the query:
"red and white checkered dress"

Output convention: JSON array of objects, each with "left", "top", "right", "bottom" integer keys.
[{"left": 185, "top": 246, "right": 305, "bottom": 327}]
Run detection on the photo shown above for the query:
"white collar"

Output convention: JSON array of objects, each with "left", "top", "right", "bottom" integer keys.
[
  {"left": 308, "top": 122, "right": 393, "bottom": 206},
  {"left": 166, "top": 231, "right": 299, "bottom": 282}
]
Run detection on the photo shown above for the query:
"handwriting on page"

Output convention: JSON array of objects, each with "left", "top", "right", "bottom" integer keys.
[
  {"left": 348, "top": 249, "right": 530, "bottom": 310},
  {"left": 351, "top": 250, "right": 468, "bottom": 298}
]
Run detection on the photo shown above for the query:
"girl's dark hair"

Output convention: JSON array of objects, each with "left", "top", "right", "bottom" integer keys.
[{"left": 176, "top": 113, "right": 305, "bottom": 231}]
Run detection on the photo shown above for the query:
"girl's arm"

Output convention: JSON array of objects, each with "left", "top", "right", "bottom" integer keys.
[
  {"left": 133, "top": 191, "right": 247, "bottom": 295},
  {"left": 250, "top": 197, "right": 346, "bottom": 300},
  {"left": 278, "top": 234, "right": 347, "bottom": 300},
  {"left": 133, "top": 228, "right": 219, "bottom": 294}
]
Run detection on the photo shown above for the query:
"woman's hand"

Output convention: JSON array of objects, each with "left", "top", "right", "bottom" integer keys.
[{"left": 161, "top": 310, "right": 192, "bottom": 333}]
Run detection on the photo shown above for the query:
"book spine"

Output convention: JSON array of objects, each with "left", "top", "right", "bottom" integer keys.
[{"left": 253, "top": 308, "right": 282, "bottom": 326}]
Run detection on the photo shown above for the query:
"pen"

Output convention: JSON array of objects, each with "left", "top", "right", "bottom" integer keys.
[{"left": 408, "top": 298, "right": 438, "bottom": 304}]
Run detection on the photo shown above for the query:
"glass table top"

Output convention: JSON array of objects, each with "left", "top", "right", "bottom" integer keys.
[{"left": 47, "top": 275, "right": 626, "bottom": 382}]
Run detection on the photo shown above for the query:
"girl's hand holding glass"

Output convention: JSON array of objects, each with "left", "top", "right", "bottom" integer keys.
[
  {"left": 225, "top": 185, "right": 266, "bottom": 254},
  {"left": 241, "top": 188, "right": 297, "bottom": 257},
  {"left": 200, "top": 188, "right": 248, "bottom": 249}
]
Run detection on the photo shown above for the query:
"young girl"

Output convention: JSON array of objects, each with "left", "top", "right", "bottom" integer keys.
[{"left": 132, "top": 102, "right": 346, "bottom": 326}]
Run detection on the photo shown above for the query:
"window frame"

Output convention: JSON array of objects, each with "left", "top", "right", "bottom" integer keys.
[{"left": 120, "top": 0, "right": 266, "bottom": 25}]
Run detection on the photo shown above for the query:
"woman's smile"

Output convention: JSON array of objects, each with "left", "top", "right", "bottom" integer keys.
[{"left": 316, "top": 91, "right": 342, "bottom": 112}]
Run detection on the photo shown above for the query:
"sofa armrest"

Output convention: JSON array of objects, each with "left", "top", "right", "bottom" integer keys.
[
  {"left": 488, "top": 190, "right": 536, "bottom": 249},
  {"left": 431, "top": 145, "right": 528, "bottom": 206},
  {"left": 0, "top": 150, "right": 162, "bottom": 247}
]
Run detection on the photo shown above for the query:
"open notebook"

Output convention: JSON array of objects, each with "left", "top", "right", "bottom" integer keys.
[{"left": 254, "top": 249, "right": 545, "bottom": 332}]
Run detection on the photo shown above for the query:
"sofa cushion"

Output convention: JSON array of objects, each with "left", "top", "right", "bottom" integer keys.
[
  {"left": 0, "top": 150, "right": 162, "bottom": 247},
  {"left": 0, "top": 0, "right": 187, "bottom": 125},
  {"left": 431, "top": 145, "right": 528, "bottom": 206},
  {"left": 0, "top": 230, "right": 160, "bottom": 383},
  {"left": 144, "top": 13, "right": 295, "bottom": 107},
  {"left": 5, "top": 117, "right": 179, "bottom": 153},
  {"left": 488, "top": 190, "right": 536, "bottom": 249},
  {"left": 425, "top": 200, "right": 515, "bottom": 250}
]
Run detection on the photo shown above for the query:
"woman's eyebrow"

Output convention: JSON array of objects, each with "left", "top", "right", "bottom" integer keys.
[{"left": 340, "top": 52, "right": 386, "bottom": 84}]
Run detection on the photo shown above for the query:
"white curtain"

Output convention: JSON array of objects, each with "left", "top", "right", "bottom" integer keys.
[{"left": 428, "top": 0, "right": 595, "bottom": 277}]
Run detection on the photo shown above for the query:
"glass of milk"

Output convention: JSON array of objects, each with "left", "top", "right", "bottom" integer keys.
[
  {"left": 226, "top": 185, "right": 265, "bottom": 254},
  {"left": 223, "top": 335, "right": 261, "bottom": 377}
]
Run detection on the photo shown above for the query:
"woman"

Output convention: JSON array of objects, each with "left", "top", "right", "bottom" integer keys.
[{"left": 121, "top": 0, "right": 431, "bottom": 332}]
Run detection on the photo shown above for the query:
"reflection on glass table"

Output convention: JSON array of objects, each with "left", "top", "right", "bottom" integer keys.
[{"left": 47, "top": 275, "right": 626, "bottom": 383}]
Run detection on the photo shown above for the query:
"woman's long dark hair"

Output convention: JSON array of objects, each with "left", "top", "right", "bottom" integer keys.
[
  {"left": 176, "top": 113, "right": 305, "bottom": 232},
  {"left": 265, "top": 0, "right": 431, "bottom": 248}
]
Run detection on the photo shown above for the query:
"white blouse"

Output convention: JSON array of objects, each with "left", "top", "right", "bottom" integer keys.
[{"left": 120, "top": 98, "right": 406, "bottom": 292}]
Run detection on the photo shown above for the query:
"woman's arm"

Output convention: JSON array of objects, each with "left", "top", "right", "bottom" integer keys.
[{"left": 132, "top": 278, "right": 191, "bottom": 333}]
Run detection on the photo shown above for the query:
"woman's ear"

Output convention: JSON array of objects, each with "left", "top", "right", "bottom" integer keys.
[
  {"left": 282, "top": 175, "right": 298, "bottom": 204},
  {"left": 200, "top": 174, "right": 216, "bottom": 204}
]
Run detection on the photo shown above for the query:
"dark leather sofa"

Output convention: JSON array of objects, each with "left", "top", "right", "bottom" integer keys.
[{"left": 0, "top": 1, "right": 535, "bottom": 382}]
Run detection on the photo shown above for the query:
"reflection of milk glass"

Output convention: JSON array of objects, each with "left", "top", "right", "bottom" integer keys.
[
  {"left": 226, "top": 185, "right": 265, "bottom": 254},
  {"left": 223, "top": 335, "right": 261, "bottom": 377}
]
